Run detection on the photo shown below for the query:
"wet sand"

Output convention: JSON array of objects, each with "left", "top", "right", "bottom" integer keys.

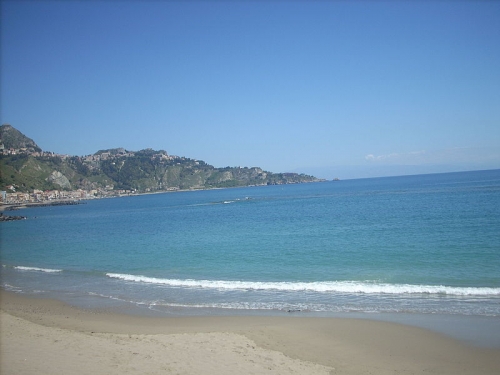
[{"left": 1, "top": 290, "right": 499, "bottom": 374}]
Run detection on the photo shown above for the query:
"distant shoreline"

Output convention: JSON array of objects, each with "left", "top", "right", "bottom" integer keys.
[{"left": 0, "top": 180, "right": 329, "bottom": 212}]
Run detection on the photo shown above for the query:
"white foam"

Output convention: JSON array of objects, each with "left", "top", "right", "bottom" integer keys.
[
  {"left": 14, "top": 266, "right": 62, "bottom": 273},
  {"left": 105, "top": 273, "right": 500, "bottom": 296}
]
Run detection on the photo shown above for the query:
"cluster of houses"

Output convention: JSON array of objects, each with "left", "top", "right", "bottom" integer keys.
[
  {"left": 0, "top": 145, "right": 63, "bottom": 158},
  {"left": 1, "top": 189, "right": 88, "bottom": 204},
  {"left": 0, "top": 187, "right": 143, "bottom": 206},
  {"left": 1, "top": 142, "right": 176, "bottom": 164}
]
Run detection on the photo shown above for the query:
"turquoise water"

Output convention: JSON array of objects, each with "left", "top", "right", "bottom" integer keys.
[{"left": 1, "top": 169, "right": 500, "bottom": 317}]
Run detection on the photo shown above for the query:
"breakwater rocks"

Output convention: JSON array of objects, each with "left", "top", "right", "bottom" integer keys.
[
  {"left": 0, "top": 200, "right": 85, "bottom": 220},
  {"left": 0, "top": 213, "right": 27, "bottom": 221},
  {"left": 25, "top": 200, "right": 83, "bottom": 208},
  {"left": 4, "top": 200, "right": 83, "bottom": 211}
]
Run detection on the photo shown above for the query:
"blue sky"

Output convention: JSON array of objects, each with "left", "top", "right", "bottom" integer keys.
[{"left": 2, "top": 1, "right": 499, "bottom": 179}]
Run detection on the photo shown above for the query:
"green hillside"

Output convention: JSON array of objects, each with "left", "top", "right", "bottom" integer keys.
[
  {"left": 0, "top": 124, "right": 41, "bottom": 151},
  {"left": 0, "top": 125, "right": 323, "bottom": 193}
]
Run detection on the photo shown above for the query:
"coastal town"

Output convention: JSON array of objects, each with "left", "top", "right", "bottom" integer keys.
[
  {"left": 0, "top": 187, "right": 137, "bottom": 206},
  {"left": 1, "top": 147, "right": 147, "bottom": 206},
  {"left": 1, "top": 143, "right": 172, "bottom": 209},
  {"left": 1, "top": 127, "right": 195, "bottom": 209},
  {"left": 1, "top": 124, "right": 323, "bottom": 212}
]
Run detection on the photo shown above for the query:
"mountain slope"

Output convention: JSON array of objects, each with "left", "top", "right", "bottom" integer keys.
[{"left": 0, "top": 124, "right": 41, "bottom": 152}]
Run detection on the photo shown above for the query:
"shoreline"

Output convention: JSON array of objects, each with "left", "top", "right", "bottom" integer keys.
[
  {"left": 1, "top": 290, "right": 500, "bottom": 374},
  {"left": 0, "top": 180, "right": 327, "bottom": 211},
  {"left": 0, "top": 179, "right": 329, "bottom": 212},
  {"left": 0, "top": 199, "right": 84, "bottom": 212}
]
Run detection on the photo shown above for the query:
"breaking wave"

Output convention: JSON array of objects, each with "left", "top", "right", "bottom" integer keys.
[
  {"left": 105, "top": 273, "right": 500, "bottom": 296},
  {"left": 14, "top": 266, "right": 62, "bottom": 273}
]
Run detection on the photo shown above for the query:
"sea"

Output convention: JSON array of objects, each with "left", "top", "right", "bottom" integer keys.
[{"left": 1, "top": 169, "right": 500, "bottom": 346}]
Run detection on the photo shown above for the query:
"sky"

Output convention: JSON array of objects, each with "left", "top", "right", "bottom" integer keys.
[{"left": 1, "top": 1, "right": 499, "bottom": 180}]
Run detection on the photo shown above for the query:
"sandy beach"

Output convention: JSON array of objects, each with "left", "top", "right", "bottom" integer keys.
[{"left": 1, "top": 290, "right": 499, "bottom": 375}]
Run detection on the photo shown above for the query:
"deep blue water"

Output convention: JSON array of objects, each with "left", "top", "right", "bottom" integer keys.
[{"left": 1, "top": 169, "right": 500, "bottom": 317}]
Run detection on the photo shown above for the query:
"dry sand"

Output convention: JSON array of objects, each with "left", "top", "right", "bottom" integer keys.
[{"left": 1, "top": 290, "right": 499, "bottom": 375}]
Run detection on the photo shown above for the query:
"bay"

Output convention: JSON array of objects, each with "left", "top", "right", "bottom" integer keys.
[{"left": 2, "top": 169, "right": 500, "bottom": 318}]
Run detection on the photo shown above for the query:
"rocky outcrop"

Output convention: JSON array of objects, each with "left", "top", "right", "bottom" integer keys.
[
  {"left": 46, "top": 171, "right": 72, "bottom": 189},
  {"left": 220, "top": 171, "right": 233, "bottom": 182},
  {"left": 0, "top": 213, "right": 27, "bottom": 221}
]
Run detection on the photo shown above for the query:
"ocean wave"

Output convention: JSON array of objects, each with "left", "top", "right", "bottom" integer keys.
[
  {"left": 105, "top": 273, "right": 500, "bottom": 296},
  {"left": 14, "top": 266, "right": 62, "bottom": 273}
]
